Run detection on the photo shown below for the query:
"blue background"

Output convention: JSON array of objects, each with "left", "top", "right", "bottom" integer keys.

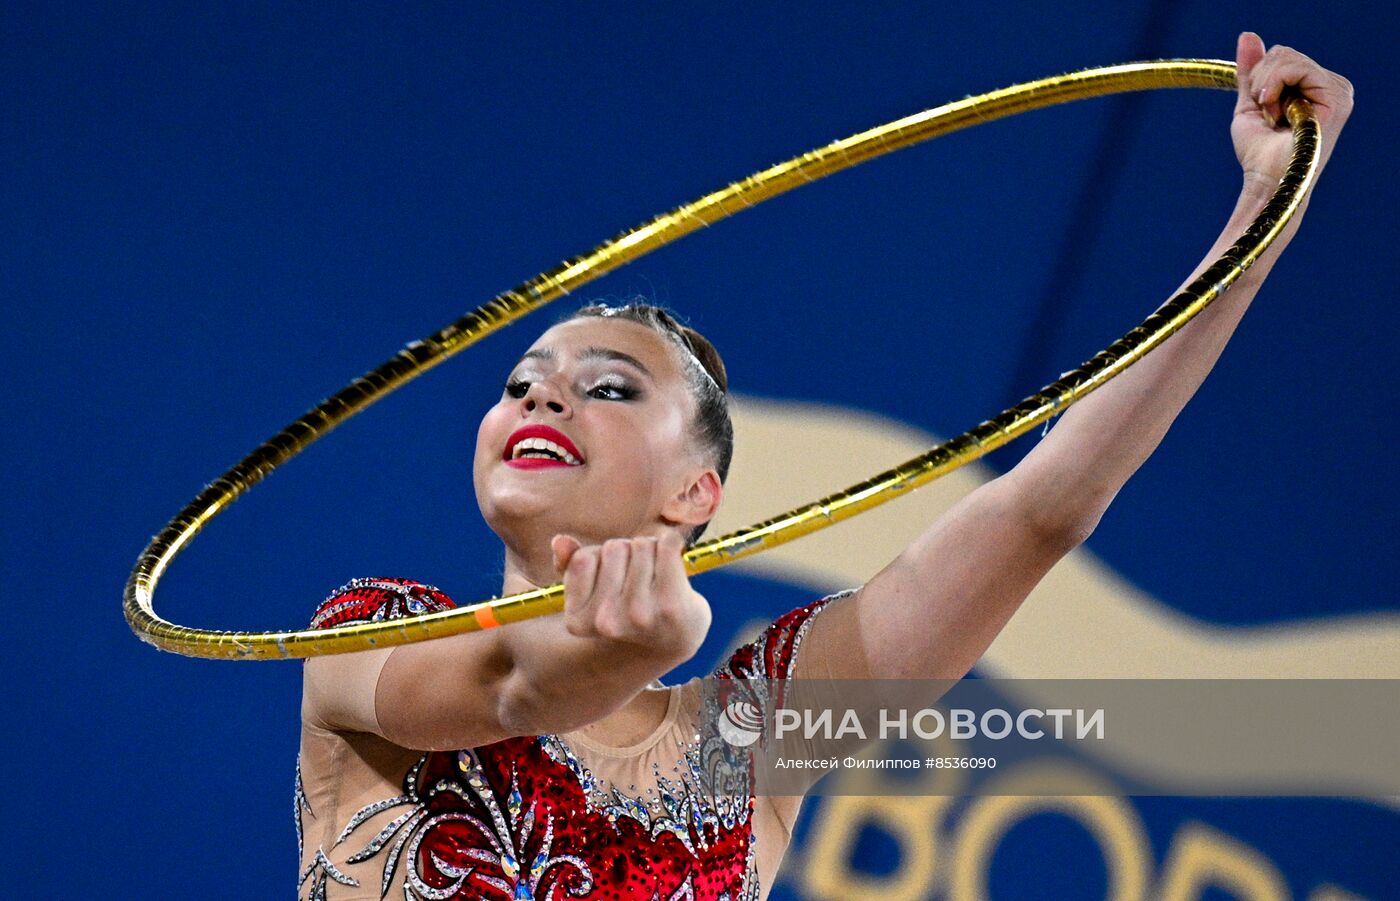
[{"left": 4, "top": 2, "right": 1395, "bottom": 897}]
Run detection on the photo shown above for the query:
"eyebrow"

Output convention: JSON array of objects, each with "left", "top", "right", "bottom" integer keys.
[{"left": 517, "top": 346, "right": 654, "bottom": 380}]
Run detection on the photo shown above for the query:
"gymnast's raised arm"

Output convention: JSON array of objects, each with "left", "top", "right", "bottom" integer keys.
[{"left": 796, "top": 34, "right": 1353, "bottom": 683}]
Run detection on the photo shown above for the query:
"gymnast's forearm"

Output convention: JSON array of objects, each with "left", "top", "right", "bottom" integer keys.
[
  {"left": 372, "top": 614, "right": 692, "bottom": 751},
  {"left": 1007, "top": 175, "right": 1306, "bottom": 533},
  {"left": 1009, "top": 34, "right": 1355, "bottom": 533},
  {"left": 493, "top": 615, "right": 693, "bottom": 737}
]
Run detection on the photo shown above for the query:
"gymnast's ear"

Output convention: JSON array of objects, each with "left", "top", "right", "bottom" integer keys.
[{"left": 662, "top": 467, "right": 723, "bottom": 531}]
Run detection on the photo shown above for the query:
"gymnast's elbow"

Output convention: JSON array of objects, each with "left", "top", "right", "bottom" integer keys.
[
  {"left": 1029, "top": 503, "right": 1102, "bottom": 555},
  {"left": 372, "top": 634, "right": 519, "bottom": 751},
  {"left": 997, "top": 471, "right": 1108, "bottom": 555},
  {"left": 491, "top": 668, "right": 589, "bottom": 738}
]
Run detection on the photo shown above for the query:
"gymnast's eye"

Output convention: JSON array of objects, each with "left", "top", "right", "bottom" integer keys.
[
  {"left": 588, "top": 378, "right": 637, "bottom": 401},
  {"left": 504, "top": 379, "right": 530, "bottom": 398}
]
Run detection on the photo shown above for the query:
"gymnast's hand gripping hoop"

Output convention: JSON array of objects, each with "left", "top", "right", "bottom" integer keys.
[{"left": 125, "top": 60, "right": 1320, "bottom": 660}]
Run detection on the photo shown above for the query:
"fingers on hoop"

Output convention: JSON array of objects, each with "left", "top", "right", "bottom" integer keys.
[
  {"left": 561, "top": 534, "right": 689, "bottom": 642},
  {"left": 562, "top": 541, "right": 602, "bottom": 635},
  {"left": 620, "top": 537, "right": 658, "bottom": 634},
  {"left": 653, "top": 531, "right": 688, "bottom": 613},
  {"left": 1241, "top": 39, "right": 1352, "bottom": 125}
]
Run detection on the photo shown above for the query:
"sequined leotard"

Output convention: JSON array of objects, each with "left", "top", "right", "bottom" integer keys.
[{"left": 295, "top": 578, "right": 844, "bottom": 900}]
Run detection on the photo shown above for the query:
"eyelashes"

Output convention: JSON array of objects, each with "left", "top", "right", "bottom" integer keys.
[{"left": 503, "top": 377, "right": 638, "bottom": 401}]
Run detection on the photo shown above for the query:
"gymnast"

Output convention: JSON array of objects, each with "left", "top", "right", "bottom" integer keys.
[{"left": 294, "top": 35, "right": 1351, "bottom": 899}]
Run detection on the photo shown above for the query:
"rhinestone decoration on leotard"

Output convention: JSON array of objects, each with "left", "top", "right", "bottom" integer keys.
[
  {"left": 326, "top": 748, "right": 596, "bottom": 899},
  {"left": 295, "top": 758, "right": 311, "bottom": 860},
  {"left": 299, "top": 847, "right": 359, "bottom": 899},
  {"left": 539, "top": 726, "right": 751, "bottom": 858},
  {"left": 309, "top": 578, "right": 456, "bottom": 630},
  {"left": 296, "top": 579, "right": 841, "bottom": 899}
]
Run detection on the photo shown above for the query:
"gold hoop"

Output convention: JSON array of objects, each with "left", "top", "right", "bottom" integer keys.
[{"left": 125, "top": 59, "right": 1320, "bottom": 659}]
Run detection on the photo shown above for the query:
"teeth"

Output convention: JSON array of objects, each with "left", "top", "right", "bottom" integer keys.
[{"left": 511, "top": 436, "right": 582, "bottom": 465}]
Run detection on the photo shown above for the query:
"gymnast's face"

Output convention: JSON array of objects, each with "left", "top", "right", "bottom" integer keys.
[{"left": 473, "top": 317, "right": 715, "bottom": 551}]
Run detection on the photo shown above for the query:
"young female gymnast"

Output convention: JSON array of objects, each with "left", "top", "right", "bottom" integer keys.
[{"left": 295, "top": 35, "right": 1351, "bottom": 900}]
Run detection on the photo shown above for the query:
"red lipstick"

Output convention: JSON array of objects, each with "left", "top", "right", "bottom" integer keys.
[
  {"left": 507, "top": 457, "right": 574, "bottom": 470},
  {"left": 504, "top": 424, "right": 585, "bottom": 468}
]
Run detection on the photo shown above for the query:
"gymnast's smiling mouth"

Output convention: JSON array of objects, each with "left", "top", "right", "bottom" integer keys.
[{"left": 503, "top": 424, "right": 585, "bottom": 467}]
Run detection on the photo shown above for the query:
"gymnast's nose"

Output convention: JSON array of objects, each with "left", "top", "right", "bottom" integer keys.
[{"left": 521, "top": 378, "right": 570, "bottom": 417}]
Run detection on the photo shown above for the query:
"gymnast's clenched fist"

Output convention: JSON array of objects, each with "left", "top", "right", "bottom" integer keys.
[
  {"left": 1231, "top": 32, "right": 1352, "bottom": 187},
  {"left": 550, "top": 530, "right": 711, "bottom": 660}
]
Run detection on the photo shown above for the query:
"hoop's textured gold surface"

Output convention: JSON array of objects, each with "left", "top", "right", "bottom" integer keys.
[{"left": 126, "top": 60, "right": 1320, "bottom": 659}]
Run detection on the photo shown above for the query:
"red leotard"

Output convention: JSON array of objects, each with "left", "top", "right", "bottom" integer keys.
[{"left": 296, "top": 577, "right": 843, "bottom": 900}]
